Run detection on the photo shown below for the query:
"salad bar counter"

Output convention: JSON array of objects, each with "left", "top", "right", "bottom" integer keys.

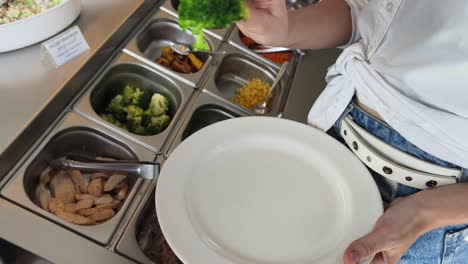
[{"left": 0, "top": 0, "right": 340, "bottom": 263}]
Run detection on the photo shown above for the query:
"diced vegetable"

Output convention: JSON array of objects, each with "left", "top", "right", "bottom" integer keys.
[
  {"left": 156, "top": 46, "right": 204, "bottom": 74},
  {"left": 235, "top": 78, "right": 272, "bottom": 109},
  {"left": 187, "top": 53, "right": 203, "bottom": 71}
]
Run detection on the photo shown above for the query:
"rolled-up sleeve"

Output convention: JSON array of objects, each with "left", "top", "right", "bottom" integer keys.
[{"left": 339, "top": 0, "right": 369, "bottom": 48}]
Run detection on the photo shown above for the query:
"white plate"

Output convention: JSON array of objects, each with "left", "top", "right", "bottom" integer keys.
[
  {"left": 156, "top": 117, "right": 383, "bottom": 264},
  {"left": 0, "top": 0, "right": 81, "bottom": 53}
]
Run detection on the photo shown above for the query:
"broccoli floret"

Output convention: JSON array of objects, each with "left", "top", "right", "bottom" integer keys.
[
  {"left": 142, "top": 110, "right": 153, "bottom": 127},
  {"left": 127, "top": 116, "right": 145, "bottom": 134},
  {"left": 148, "top": 94, "right": 169, "bottom": 117},
  {"left": 178, "top": 0, "right": 249, "bottom": 51},
  {"left": 101, "top": 113, "right": 127, "bottom": 131},
  {"left": 126, "top": 105, "right": 144, "bottom": 119},
  {"left": 126, "top": 105, "right": 145, "bottom": 134},
  {"left": 146, "top": 115, "right": 171, "bottom": 135},
  {"left": 105, "top": 95, "right": 127, "bottom": 120},
  {"left": 131, "top": 88, "right": 145, "bottom": 104},
  {"left": 121, "top": 85, "right": 152, "bottom": 108},
  {"left": 135, "top": 125, "right": 147, "bottom": 135},
  {"left": 121, "top": 85, "right": 136, "bottom": 105},
  {"left": 102, "top": 85, "right": 171, "bottom": 135},
  {"left": 135, "top": 90, "right": 153, "bottom": 109}
]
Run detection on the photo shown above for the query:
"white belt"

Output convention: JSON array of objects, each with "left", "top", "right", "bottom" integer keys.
[{"left": 340, "top": 116, "right": 463, "bottom": 189}]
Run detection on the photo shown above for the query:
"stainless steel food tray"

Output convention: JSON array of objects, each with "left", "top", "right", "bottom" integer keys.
[
  {"left": 123, "top": 9, "right": 222, "bottom": 88},
  {"left": 73, "top": 52, "right": 194, "bottom": 153},
  {"left": 1, "top": 112, "right": 156, "bottom": 245},
  {"left": 115, "top": 182, "right": 159, "bottom": 264},
  {"left": 159, "top": 0, "right": 231, "bottom": 41},
  {"left": 203, "top": 43, "right": 294, "bottom": 117},
  {"left": 164, "top": 91, "right": 248, "bottom": 158},
  {"left": 227, "top": 25, "right": 303, "bottom": 69}
]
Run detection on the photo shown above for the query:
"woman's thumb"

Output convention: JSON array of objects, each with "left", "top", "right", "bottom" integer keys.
[{"left": 343, "top": 231, "right": 385, "bottom": 264}]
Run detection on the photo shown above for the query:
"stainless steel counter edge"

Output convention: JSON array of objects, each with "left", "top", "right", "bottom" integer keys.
[{"left": 0, "top": 198, "right": 134, "bottom": 264}]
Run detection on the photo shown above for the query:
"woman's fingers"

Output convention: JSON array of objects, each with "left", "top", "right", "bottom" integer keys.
[
  {"left": 236, "top": 0, "right": 289, "bottom": 46},
  {"left": 343, "top": 230, "right": 387, "bottom": 264},
  {"left": 369, "top": 253, "right": 385, "bottom": 264},
  {"left": 247, "top": 0, "right": 273, "bottom": 9},
  {"left": 369, "top": 252, "right": 405, "bottom": 264},
  {"left": 246, "top": 0, "right": 286, "bottom": 16}
]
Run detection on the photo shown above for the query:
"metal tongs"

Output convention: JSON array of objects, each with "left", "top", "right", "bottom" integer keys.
[{"left": 49, "top": 157, "right": 159, "bottom": 180}]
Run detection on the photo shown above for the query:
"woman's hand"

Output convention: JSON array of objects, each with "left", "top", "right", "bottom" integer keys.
[
  {"left": 344, "top": 182, "right": 468, "bottom": 264},
  {"left": 237, "top": 0, "right": 289, "bottom": 46},
  {"left": 343, "top": 195, "right": 432, "bottom": 264},
  {"left": 237, "top": 0, "right": 353, "bottom": 49}
]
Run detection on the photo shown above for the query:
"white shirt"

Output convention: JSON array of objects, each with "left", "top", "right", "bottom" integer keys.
[{"left": 308, "top": 0, "right": 468, "bottom": 168}]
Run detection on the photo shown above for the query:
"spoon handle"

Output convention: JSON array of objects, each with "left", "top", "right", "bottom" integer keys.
[
  {"left": 253, "top": 47, "right": 292, "bottom": 53},
  {"left": 196, "top": 50, "right": 226, "bottom": 55},
  {"left": 265, "top": 62, "right": 289, "bottom": 101}
]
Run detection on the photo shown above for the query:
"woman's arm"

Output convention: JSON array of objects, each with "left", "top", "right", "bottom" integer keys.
[
  {"left": 416, "top": 183, "right": 468, "bottom": 228},
  {"left": 237, "top": 0, "right": 353, "bottom": 49},
  {"left": 287, "top": 0, "right": 353, "bottom": 49},
  {"left": 344, "top": 183, "right": 468, "bottom": 264}
]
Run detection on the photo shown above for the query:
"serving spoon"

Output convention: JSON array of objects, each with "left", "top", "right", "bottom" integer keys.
[
  {"left": 253, "top": 62, "right": 289, "bottom": 115},
  {"left": 170, "top": 44, "right": 226, "bottom": 56}
]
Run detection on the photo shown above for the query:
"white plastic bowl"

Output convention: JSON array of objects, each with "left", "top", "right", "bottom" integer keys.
[{"left": 0, "top": 0, "right": 81, "bottom": 53}]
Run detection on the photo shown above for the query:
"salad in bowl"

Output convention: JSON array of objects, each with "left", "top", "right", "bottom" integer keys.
[{"left": 0, "top": 0, "right": 63, "bottom": 25}]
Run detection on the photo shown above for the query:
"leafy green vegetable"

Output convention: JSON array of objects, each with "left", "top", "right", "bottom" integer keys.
[
  {"left": 131, "top": 88, "right": 145, "bottom": 105},
  {"left": 121, "top": 85, "right": 140, "bottom": 105},
  {"left": 178, "top": 0, "right": 249, "bottom": 51},
  {"left": 146, "top": 115, "right": 171, "bottom": 135},
  {"left": 105, "top": 95, "right": 127, "bottom": 121},
  {"left": 135, "top": 91, "right": 153, "bottom": 109},
  {"left": 148, "top": 94, "right": 170, "bottom": 117},
  {"left": 142, "top": 110, "right": 153, "bottom": 127},
  {"left": 100, "top": 114, "right": 127, "bottom": 131},
  {"left": 100, "top": 85, "right": 172, "bottom": 135},
  {"left": 126, "top": 105, "right": 144, "bottom": 119}
]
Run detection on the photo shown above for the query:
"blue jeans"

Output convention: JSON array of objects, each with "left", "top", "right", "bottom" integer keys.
[{"left": 332, "top": 103, "right": 468, "bottom": 264}]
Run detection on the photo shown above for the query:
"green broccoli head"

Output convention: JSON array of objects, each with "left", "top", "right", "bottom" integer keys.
[
  {"left": 122, "top": 85, "right": 136, "bottom": 105},
  {"left": 101, "top": 113, "right": 128, "bottom": 131},
  {"left": 179, "top": 0, "right": 249, "bottom": 51},
  {"left": 135, "top": 90, "right": 153, "bottom": 109},
  {"left": 102, "top": 85, "right": 171, "bottom": 135},
  {"left": 146, "top": 114, "right": 171, "bottom": 135},
  {"left": 142, "top": 110, "right": 153, "bottom": 127},
  {"left": 126, "top": 105, "right": 146, "bottom": 135},
  {"left": 148, "top": 94, "right": 170, "bottom": 117},
  {"left": 105, "top": 95, "right": 127, "bottom": 120},
  {"left": 126, "top": 105, "right": 144, "bottom": 119},
  {"left": 131, "top": 88, "right": 145, "bottom": 104},
  {"left": 127, "top": 116, "right": 146, "bottom": 134}
]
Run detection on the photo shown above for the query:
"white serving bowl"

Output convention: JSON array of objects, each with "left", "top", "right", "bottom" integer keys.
[{"left": 0, "top": 0, "right": 81, "bottom": 53}]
